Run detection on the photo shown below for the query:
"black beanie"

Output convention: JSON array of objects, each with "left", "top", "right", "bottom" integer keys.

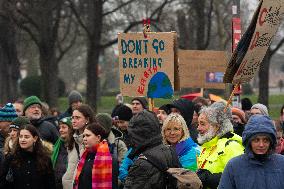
[
  {"left": 131, "top": 97, "right": 148, "bottom": 109},
  {"left": 159, "top": 104, "right": 171, "bottom": 115},
  {"left": 115, "top": 105, "right": 133, "bottom": 121},
  {"left": 68, "top": 90, "right": 83, "bottom": 105}
]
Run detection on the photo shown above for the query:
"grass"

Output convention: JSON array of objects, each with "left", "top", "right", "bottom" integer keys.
[{"left": 58, "top": 94, "right": 284, "bottom": 120}]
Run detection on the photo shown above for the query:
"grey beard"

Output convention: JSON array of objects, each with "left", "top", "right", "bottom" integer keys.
[{"left": 197, "top": 127, "right": 216, "bottom": 145}]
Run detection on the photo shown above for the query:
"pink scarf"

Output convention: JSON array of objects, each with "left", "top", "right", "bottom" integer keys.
[{"left": 74, "top": 140, "right": 112, "bottom": 189}]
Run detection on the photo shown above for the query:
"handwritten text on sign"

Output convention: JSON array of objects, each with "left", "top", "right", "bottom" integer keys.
[
  {"left": 233, "top": 0, "right": 284, "bottom": 84},
  {"left": 118, "top": 32, "right": 175, "bottom": 97}
]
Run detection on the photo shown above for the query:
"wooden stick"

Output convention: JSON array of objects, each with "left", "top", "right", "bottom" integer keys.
[
  {"left": 224, "top": 83, "right": 240, "bottom": 112},
  {"left": 148, "top": 98, "right": 154, "bottom": 111}
]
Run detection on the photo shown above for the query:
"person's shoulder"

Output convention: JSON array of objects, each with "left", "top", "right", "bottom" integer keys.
[{"left": 271, "top": 153, "right": 284, "bottom": 162}]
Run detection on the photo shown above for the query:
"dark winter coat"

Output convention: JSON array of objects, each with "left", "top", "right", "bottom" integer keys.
[
  {"left": 58, "top": 107, "right": 73, "bottom": 120},
  {"left": 31, "top": 118, "right": 59, "bottom": 144},
  {"left": 0, "top": 150, "right": 55, "bottom": 189},
  {"left": 123, "top": 110, "right": 180, "bottom": 189},
  {"left": 218, "top": 115, "right": 284, "bottom": 189},
  {"left": 0, "top": 133, "right": 5, "bottom": 164}
]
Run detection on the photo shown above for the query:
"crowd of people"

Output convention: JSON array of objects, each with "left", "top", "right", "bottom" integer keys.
[{"left": 0, "top": 91, "right": 284, "bottom": 189}]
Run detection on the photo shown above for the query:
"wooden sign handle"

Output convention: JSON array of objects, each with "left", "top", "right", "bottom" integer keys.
[
  {"left": 224, "top": 83, "right": 240, "bottom": 112},
  {"left": 148, "top": 98, "right": 154, "bottom": 111}
]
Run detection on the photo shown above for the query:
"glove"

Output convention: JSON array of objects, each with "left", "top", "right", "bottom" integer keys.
[{"left": 197, "top": 169, "right": 221, "bottom": 189}]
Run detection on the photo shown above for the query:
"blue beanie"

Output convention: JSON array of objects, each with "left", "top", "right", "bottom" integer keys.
[{"left": 0, "top": 103, "right": 18, "bottom": 122}]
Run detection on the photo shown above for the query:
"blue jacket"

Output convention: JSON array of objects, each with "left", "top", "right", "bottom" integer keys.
[
  {"left": 218, "top": 115, "right": 284, "bottom": 189},
  {"left": 119, "top": 148, "right": 136, "bottom": 183},
  {"left": 175, "top": 138, "right": 200, "bottom": 171}
]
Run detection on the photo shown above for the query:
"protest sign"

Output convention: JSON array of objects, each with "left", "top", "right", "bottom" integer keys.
[
  {"left": 118, "top": 32, "right": 177, "bottom": 98},
  {"left": 224, "top": 0, "right": 284, "bottom": 84},
  {"left": 178, "top": 50, "right": 227, "bottom": 89}
]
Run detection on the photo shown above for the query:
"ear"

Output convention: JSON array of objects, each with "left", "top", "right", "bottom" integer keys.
[
  {"left": 97, "top": 135, "right": 102, "bottom": 142},
  {"left": 33, "top": 136, "right": 38, "bottom": 143}
]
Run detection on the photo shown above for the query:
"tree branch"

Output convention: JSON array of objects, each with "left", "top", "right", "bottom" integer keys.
[
  {"left": 271, "top": 37, "right": 284, "bottom": 55},
  {"left": 103, "top": 0, "right": 137, "bottom": 16},
  {"left": 67, "top": 0, "right": 91, "bottom": 38},
  {"left": 16, "top": 8, "right": 40, "bottom": 32},
  {"left": 202, "top": 0, "right": 213, "bottom": 49}
]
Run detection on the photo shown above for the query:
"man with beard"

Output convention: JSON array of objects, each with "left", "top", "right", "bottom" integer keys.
[
  {"left": 196, "top": 101, "right": 244, "bottom": 189},
  {"left": 23, "top": 96, "right": 59, "bottom": 144}
]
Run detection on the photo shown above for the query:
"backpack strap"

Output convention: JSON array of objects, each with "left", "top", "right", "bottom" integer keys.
[{"left": 74, "top": 142, "right": 80, "bottom": 160}]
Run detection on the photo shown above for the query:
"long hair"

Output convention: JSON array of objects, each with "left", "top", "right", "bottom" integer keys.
[
  {"left": 74, "top": 104, "right": 96, "bottom": 124},
  {"left": 11, "top": 124, "right": 52, "bottom": 174}
]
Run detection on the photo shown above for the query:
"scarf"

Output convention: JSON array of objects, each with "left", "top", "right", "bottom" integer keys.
[
  {"left": 73, "top": 140, "right": 112, "bottom": 189},
  {"left": 51, "top": 138, "right": 64, "bottom": 168}
]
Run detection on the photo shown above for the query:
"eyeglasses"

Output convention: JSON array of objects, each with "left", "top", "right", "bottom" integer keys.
[{"left": 165, "top": 127, "right": 182, "bottom": 133}]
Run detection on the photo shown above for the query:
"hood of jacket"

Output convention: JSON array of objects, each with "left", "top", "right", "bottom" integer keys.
[
  {"left": 128, "top": 110, "right": 162, "bottom": 148},
  {"left": 242, "top": 115, "right": 276, "bottom": 156}
]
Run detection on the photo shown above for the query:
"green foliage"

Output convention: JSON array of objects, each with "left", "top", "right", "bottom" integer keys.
[{"left": 20, "top": 76, "right": 66, "bottom": 97}]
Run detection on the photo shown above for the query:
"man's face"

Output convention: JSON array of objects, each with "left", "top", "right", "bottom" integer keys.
[
  {"left": 251, "top": 135, "right": 270, "bottom": 155},
  {"left": 197, "top": 113, "right": 219, "bottom": 144},
  {"left": 232, "top": 114, "right": 243, "bottom": 124},
  {"left": 0, "top": 121, "right": 12, "bottom": 137},
  {"left": 25, "top": 104, "right": 42, "bottom": 120},
  {"left": 157, "top": 110, "right": 168, "bottom": 124},
  {"left": 132, "top": 100, "right": 144, "bottom": 114},
  {"left": 13, "top": 103, "right": 23, "bottom": 116},
  {"left": 71, "top": 101, "right": 82, "bottom": 111}
]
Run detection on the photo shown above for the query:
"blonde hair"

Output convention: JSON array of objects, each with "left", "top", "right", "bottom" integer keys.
[{"left": 162, "top": 113, "right": 190, "bottom": 145}]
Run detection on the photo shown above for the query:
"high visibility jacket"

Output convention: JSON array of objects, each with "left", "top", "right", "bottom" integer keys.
[{"left": 198, "top": 133, "right": 244, "bottom": 174}]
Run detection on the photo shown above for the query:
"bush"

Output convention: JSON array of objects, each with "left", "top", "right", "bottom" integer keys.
[
  {"left": 20, "top": 76, "right": 42, "bottom": 97},
  {"left": 20, "top": 76, "right": 66, "bottom": 97}
]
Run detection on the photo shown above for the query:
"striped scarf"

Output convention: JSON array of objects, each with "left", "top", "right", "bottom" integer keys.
[{"left": 73, "top": 140, "right": 112, "bottom": 189}]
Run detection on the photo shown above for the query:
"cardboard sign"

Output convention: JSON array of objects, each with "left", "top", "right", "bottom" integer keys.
[
  {"left": 178, "top": 50, "right": 228, "bottom": 89},
  {"left": 226, "top": 0, "right": 284, "bottom": 84},
  {"left": 118, "top": 32, "right": 177, "bottom": 98}
]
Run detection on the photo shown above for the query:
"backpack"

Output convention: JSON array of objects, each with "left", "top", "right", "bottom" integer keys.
[
  {"left": 144, "top": 146, "right": 179, "bottom": 189},
  {"left": 145, "top": 146, "right": 202, "bottom": 189}
]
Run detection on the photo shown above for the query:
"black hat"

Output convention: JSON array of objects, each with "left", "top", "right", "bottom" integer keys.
[
  {"left": 158, "top": 104, "right": 171, "bottom": 115},
  {"left": 115, "top": 105, "right": 133, "bottom": 121},
  {"left": 131, "top": 97, "right": 148, "bottom": 109}
]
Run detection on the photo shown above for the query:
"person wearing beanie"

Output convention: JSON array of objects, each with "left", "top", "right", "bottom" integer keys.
[
  {"left": 3, "top": 116, "right": 30, "bottom": 156},
  {"left": 59, "top": 90, "right": 83, "bottom": 120},
  {"left": 0, "top": 103, "right": 18, "bottom": 163},
  {"left": 131, "top": 97, "right": 148, "bottom": 115},
  {"left": 96, "top": 113, "right": 127, "bottom": 161},
  {"left": 23, "top": 96, "right": 59, "bottom": 144},
  {"left": 113, "top": 105, "right": 133, "bottom": 148},
  {"left": 52, "top": 117, "right": 72, "bottom": 189},
  {"left": 123, "top": 110, "right": 180, "bottom": 189},
  {"left": 250, "top": 103, "right": 269, "bottom": 116},
  {"left": 196, "top": 101, "right": 244, "bottom": 189},
  {"left": 219, "top": 115, "right": 284, "bottom": 189},
  {"left": 231, "top": 107, "right": 247, "bottom": 136},
  {"left": 95, "top": 113, "right": 127, "bottom": 189},
  {"left": 157, "top": 104, "right": 171, "bottom": 125}
]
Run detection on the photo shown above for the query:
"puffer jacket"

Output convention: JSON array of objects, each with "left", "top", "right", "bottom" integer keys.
[
  {"left": 123, "top": 144, "right": 180, "bottom": 189},
  {"left": 31, "top": 118, "right": 59, "bottom": 144},
  {"left": 218, "top": 115, "right": 284, "bottom": 189}
]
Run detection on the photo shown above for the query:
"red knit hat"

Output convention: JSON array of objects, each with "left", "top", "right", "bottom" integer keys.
[{"left": 231, "top": 107, "right": 247, "bottom": 124}]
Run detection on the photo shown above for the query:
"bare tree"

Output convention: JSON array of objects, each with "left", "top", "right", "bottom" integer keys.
[
  {"left": 4, "top": 0, "right": 78, "bottom": 107},
  {"left": 258, "top": 36, "right": 284, "bottom": 107},
  {"left": 0, "top": 0, "right": 20, "bottom": 104},
  {"left": 69, "top": 0, "right": 173, "bottom": 112}
]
